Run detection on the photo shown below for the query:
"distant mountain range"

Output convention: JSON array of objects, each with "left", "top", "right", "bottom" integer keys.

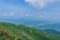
[
  {"left": 33, "top": 23, "right": 60, "bottom": 32},
  {"left": 44, "top": 29, "right": 60, "bottom": 35},
  {"left": 33, "top": 24, "right": 60, "bottom": 35}
]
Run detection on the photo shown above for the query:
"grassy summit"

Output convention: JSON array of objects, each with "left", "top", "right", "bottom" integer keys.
[{"left": 0, "top": 22, "right": 60, "bottom": 40}]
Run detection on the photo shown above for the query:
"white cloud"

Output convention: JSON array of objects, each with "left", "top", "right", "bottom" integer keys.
[
  {"left": 0, "top": 12, "right": 15, "bottom": 17},
  {"left": 10, "top": 12, "right": 15, "bottom": 16},
  {"left": 25, "top": 0, "right": 58, "bottom": 8},
  {"left": 3, "top": 13, "right": 9, "bottom": 17},
  {"left": 19, "top": 14, "right": 29, "bottom": 17}
]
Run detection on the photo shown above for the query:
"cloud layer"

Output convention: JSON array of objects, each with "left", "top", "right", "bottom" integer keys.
[{"left": 25, "top": 0, "right": 58, "bottom": 8}]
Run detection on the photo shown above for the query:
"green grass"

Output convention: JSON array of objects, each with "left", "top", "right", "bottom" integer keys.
[{"left": 0, "top": 22, "right": 60, "bottom": 40}]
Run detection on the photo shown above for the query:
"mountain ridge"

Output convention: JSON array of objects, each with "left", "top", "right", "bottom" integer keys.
[{"left": 0, "top": 22, "right": 60, "bottom": 40}]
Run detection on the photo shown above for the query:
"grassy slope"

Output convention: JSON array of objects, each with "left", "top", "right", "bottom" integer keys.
[{"left": 0, "top": 22, "right": 60, "bottom": 40}]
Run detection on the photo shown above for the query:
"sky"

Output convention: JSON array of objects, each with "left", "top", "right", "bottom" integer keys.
[{"left": 0, "top": 0, "right": 60, "bottom": 23}]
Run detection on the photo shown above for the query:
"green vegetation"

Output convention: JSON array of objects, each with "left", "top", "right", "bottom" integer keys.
[{"left": 0, "top": 22, "right": 60, "bottom": 40}]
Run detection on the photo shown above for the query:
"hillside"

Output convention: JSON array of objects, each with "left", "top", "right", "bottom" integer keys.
[{"left": 0, "top": 22, "right": 60, "bottom": 40}]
